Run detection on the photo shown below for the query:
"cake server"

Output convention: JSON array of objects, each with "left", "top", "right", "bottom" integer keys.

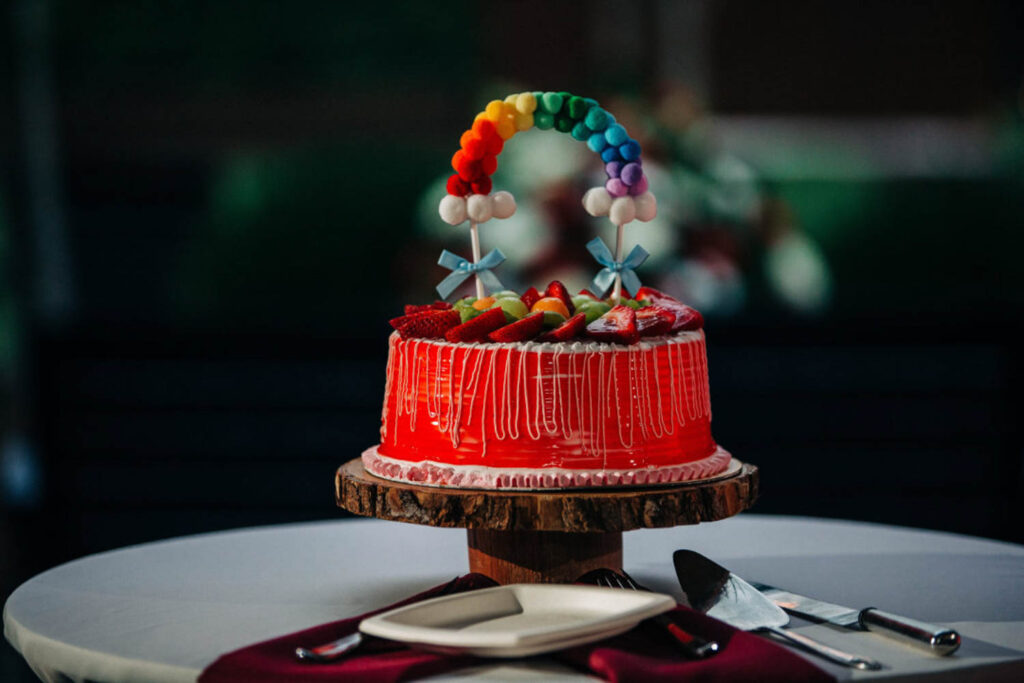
[
  {"left": 673, "top": 550, "right": 884, "bottom": 670},
  {"left": 749, "top": 582, "right": 961, "bottom": 656}
]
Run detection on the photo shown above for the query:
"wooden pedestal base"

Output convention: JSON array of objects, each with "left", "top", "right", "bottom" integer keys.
[
  {"left": 467, "top": 529, "right": 622, "bottom": 584},
  {"left": 336, "top": 456, "right": 757, "bottom": 584}
]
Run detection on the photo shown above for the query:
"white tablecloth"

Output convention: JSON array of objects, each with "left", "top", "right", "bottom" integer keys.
[{"left": 5, "top": 514, "right": 1024, "bottom": 682}]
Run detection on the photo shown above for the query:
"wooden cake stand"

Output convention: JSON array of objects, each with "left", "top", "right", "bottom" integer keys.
[{"left": 336, "top": 457, "right": 758, "bottom": 584}]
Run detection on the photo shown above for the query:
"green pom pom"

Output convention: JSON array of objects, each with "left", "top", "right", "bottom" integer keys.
[
  {"left": 567, "top": 96, "right": 590, "bottom": 120},
  {"left": 539, "top": 92, "right": 563, "bottom": 115},
  {"left": 534, "top": 111, "right": 555, "bottom": 129},
  {"left": 571, "top": 121, "right": 591, "bottom": 141},
  {"left": 554, "top": 115, "right": 574, "bottom": 133}
]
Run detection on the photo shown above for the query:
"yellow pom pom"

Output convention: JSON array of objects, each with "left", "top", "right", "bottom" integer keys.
[
  {"left": 504, "top": 93, "right": 519, "bottom": 104},
  {"left": 515, "top": 92, "right": 537, "bottom": 115},
  {"left": 513, "top": 111, "right": 534, "bottom": 131},
  {"left": 474, "top": 112, "right": 489, "bottom": 126},
  {"left": 495, "top": 117, "right": 517, "bottom": 140},
  {"left": 484, "top": 100, "right": 505, "bottom": 121}
]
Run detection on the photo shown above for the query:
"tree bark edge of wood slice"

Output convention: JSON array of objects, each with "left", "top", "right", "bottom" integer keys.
[{"left": 336, "top": 457, "right": 758, "bottom": 533}]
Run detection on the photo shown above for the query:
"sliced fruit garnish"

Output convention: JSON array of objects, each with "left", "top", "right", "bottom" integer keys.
[
  {"left": 487, "top": 312, "right": 545, "bottom": 343},
  {"left": 577, "top": 288, "right": 601, "bottom": 300},
  {"left": 389, "top": 309, "right": 461, "bottom": 339},
  {"left": 445, "top": 307, "right": 508, "bottom": 343},
  {"left": 537, "top": 312, "right": 587, "bottom": 342},
  {"left": 472, "top": 296, "right": 496, "bottom": 311},
  {"left": 635, "top": 286, "right": 705, "bottom": 331},
  {"left": 520, "top": 286, "right": 542, "bottom": 310},
  {"left": 492, "top": 297, "right": 527, "bottom": 321},
  {"left": 403, "top": 301, "right": 453, "bottom": 316},
  {"left": 530, "top": 296, "right": 571, "bottom": 319},
  {"left": 577, "top": 300, "right": 611, "bottom": 324},
  {"left": 636, "top": 305, "right": 675, "bottom": 337},
  {"left": 544, "top": 280, "right": 575, "bottom": 314},
  {"left": 585, "top": 305, "right": 639, "bottom": 345}
]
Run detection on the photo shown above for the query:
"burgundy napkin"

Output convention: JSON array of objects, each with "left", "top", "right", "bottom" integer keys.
[{"left": 199, "top": 573, "right": 834, "bottom": 683}]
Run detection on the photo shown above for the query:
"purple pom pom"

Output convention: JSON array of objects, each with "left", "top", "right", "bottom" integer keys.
[
  {"left": 627, "top": 175, "right": 649, "bottom": 196},
  {"left": 601, "top": 146, "right": 622, "bottom": 163},
  {"left": 605, "top": 161, "right": 623, "bottom": 178},
  {"left": 605, "top": 123, "right": 628, "bottom": 147},
  {"left": 605, "top": 177, "right": 629, "bottom": 197},
  {"left": 619, "top": 140, "right": 641, "bottom": 161},
  {"left": 621, "top": 162, "right": 643, "bottom": 186}
]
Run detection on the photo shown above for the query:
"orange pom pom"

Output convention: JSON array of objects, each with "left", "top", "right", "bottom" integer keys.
[{"left": 473, "top": 119, "right": 504, "bottom": 156}]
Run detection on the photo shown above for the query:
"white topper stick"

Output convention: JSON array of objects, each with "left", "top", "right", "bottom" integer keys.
[
  {"left": 611, "top": 222, "right": 624, "bottom": 305},
  {"left": 469, "top": 221, "right": 485, "bottom": 300}
]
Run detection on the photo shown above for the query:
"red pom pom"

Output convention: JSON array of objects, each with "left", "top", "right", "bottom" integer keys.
[
  {"left": 463, "top": 135, "right": 486, "bottom": 161},
  {"left": 446, "top": 174, "right": 469, "bottom": 196},
  {"left": 480, "top": 154, "right": 498, "bottom": 175},
  {"left": 470, "top": 177, "right": 492, "bottom": 195},
  {"left": 473, "top": 119, "right": 504, "bottom": 156},
  {"left": 451, "top": 149, "right": 466, "bottom": 172}
]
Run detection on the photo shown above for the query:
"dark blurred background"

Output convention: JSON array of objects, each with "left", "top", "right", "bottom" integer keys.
[{"left": 2, "top": 0, "right": 1023, "bottom": 676}]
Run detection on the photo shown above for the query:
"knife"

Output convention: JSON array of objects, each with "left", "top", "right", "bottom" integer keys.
[{"left": 750, "top": 582, "right": 961, "bottom": 656}]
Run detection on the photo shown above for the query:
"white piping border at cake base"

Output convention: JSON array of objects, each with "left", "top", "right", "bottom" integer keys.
[{"left": 360, "top": 445, "right": 733, "bottom": 490}]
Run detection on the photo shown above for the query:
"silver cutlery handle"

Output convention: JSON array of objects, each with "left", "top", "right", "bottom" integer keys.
[
  {"left": 859, "top": 608, "right": 961, "bottom": 656},
  {"left": 295, "top": 632, "right": 364, "bottom": 662},
  {"left": 765, "top": 627, "right": 884, "bottom": 671}
]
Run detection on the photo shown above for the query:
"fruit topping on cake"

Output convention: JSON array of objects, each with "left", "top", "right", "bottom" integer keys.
[
  {"left": 543, "top": 280, "right": 575, "bottom": 315},
  {"left": 389, "top": 309, "right": 461, "bottom": 339},
  {"left": 537, "top": 311, "right": 587, "bottom": 342},
  {"left": 520, "top": 286, "right": 542, "bottom": 310},
  {"left": 635, "top": 287, "right": 704, "bottom": 331},
  {"left": 636, "top": 304, "right": 675, "bottom": 336},
  {"left": 404, "top": 301, "right": 453, "bottom": 315},
  {"left": 445, "top": 306, "right": 508, "bottom": 342},
  {"left": 585, "top": 304, "right": 639, "bottom": 345},
  {"left": 487, "top": 311, "right": 544, "bottom": 342}
]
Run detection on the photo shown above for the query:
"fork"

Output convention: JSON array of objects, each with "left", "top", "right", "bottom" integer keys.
[{"left": 595, "top": 570, "right": 720, "bottom": 659}]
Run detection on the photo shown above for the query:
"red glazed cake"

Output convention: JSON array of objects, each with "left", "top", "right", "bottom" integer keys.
[
  {"left": 362, "top": 331, "right": 730, "bottom": 488},
  {"left": 362, "top": 90, "right": 732, "bottom": 488}
]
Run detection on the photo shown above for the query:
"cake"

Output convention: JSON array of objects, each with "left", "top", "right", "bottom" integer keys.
[{"left": 362, "top": 90, "right": 732, "bottom": 489}]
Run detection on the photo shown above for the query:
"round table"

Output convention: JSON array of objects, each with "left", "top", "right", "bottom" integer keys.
[{"left": 5, "top": 515, "right": 1024, "bottom": 682}]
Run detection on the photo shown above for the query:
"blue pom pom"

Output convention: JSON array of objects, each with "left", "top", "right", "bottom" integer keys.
[
  {"left": 601, "top": 146, "right": 623, "bottom": 163},
  {"left": 571, "top": 121, "right": 591, "bottom": 141},
  {"left": 605, "top": 123, "right": 628, "bottom": 147},
  {"left": 588, "top": 132, "right": 608, "bottom": 152},
  {"left": 584, "top": 107, "right": 609, "bottom": 132},
  {"left": 619, "top": 140, "right": 641, "bottom": 161}
]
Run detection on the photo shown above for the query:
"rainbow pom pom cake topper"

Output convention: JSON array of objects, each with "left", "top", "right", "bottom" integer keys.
[{"left": 436, "top": 90, "right": 657, "bottom": 303}]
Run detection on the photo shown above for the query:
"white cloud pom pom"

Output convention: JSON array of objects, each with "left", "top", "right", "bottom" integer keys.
[
  {"left": 609, "top": 196, "right": 636, "bottom": 226},
  {"left": 466, "top": 193, "right": 493, "bottom": 223},
  {"left": 634, "top": 191, "right": 658, "bottom": 222},
  {"left": 438, "top": 194, "right": 467, "bottom": 225},
  {"left": 491, "top": 191, "right": 517, "bottom": 219},
  {"left": 582, "top": 187, "right": 612, "bottom": 217}
]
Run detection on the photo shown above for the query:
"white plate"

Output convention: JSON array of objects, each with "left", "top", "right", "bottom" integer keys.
[{"left": 359, "top": 583, "right": 676, "bottom": 657}]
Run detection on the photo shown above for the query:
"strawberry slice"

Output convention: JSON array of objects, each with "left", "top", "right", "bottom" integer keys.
[
  {"left": 636, "top": 305, "right": 675, "bottom": 337},
  {"left": 577, "top": 288, "right": 601, "bottom": 301},
  {"left": 635, "top": 286, "right": 704, "bottom": 331},
  {"left": 487, "top": 312, "right": 544, "bottom": 343},
  {"left": 520, "top": 286, "right": 542, "bottom": 310},
  {"left": 404, "top": 300, "right": 453, "bottom": 315},
  {"left": 445, "top": 307, "right": 508, "bottom": 343},
  {"left": 544, "top": 280, "right": 575, "bottom": 315},
  {"left": 389, "top": 309, "right": 460, "bottom": 339},
  {"left": 585, "top": 305, "right": 639, "bottom": 345},
  {"left": 537, "top": 312, "right": 587, "bottom": 343}
]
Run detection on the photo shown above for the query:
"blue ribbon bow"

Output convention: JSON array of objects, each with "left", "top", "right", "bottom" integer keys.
[
  {"left": 586, "top": 237, "right": 649, "bottom": 298},
  {"left": 436, "top": 248, "right": 506, "bottom": 299}
]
